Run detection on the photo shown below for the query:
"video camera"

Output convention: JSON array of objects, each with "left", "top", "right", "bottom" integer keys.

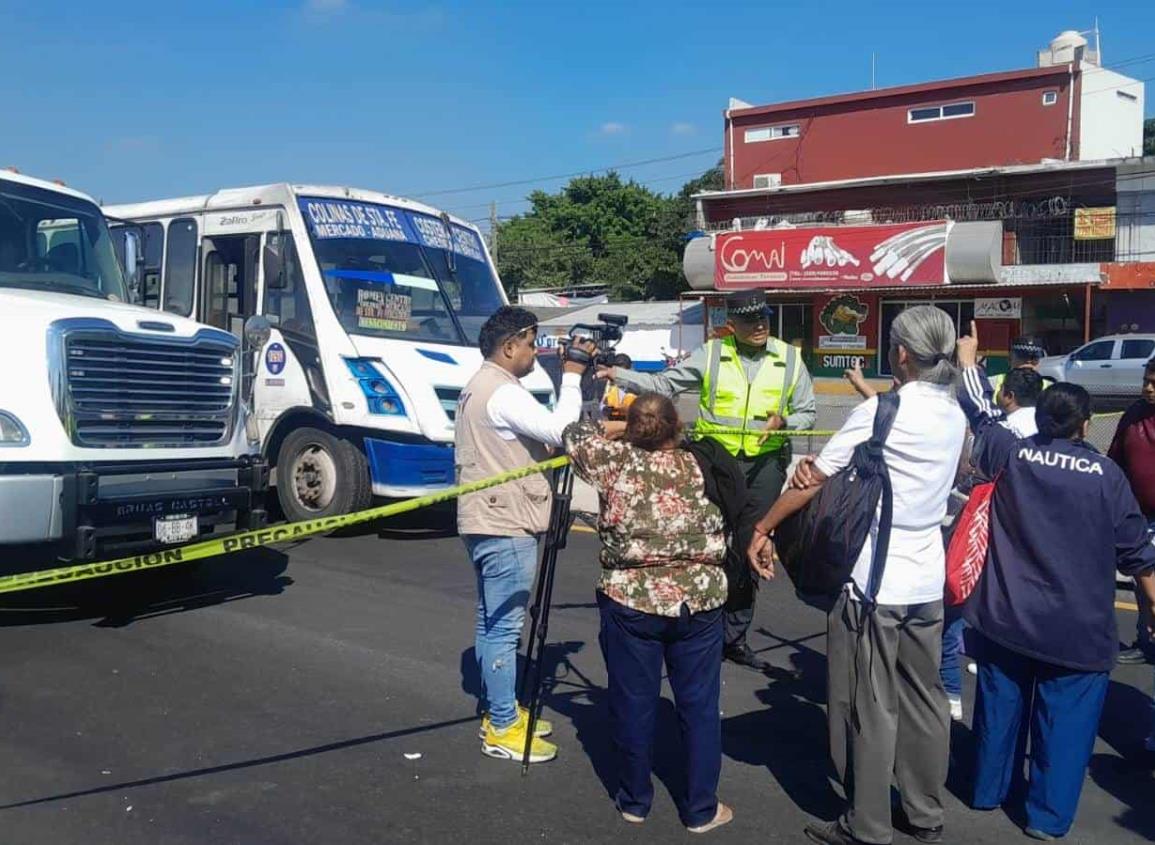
[
  {"left": 555, "top": 313, "right": 628, "bottom": 412},
  {"left": 558, "top": 312, "right": 628, "bottom": 369}
]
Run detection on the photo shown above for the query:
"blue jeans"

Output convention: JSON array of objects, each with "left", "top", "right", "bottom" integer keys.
[
  {"left": 463, "top": 534, "right": 539, "bottom": 730},
  {"left": 940, "top": 607, "right": 968, "bottom": 699},
  {"left": 972, "top": 634, "right": 1108, "bottom": 837},
  {"left": 597, "top": 591, "right": 723, "bottom": 828}
]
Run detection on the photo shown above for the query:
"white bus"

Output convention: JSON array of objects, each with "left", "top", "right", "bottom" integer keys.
[
  {"left": 106, "top": 185, "right": 556, "bottom": 522},
  {"left": 0, "top": 170, "right": 267, "bottom": 564}
]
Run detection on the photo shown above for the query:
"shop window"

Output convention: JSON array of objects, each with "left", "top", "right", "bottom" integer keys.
[{"left": 879, "top": 299, "right": 973, "bottom": 375}]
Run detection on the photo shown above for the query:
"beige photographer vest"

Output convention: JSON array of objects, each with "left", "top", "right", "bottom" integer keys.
[{"left": 455, "top": 362, "right": 552, "bottom": 537}]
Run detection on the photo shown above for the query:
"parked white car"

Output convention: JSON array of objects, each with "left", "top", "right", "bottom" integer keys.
[{"left": 1037, "top": 334, "right": 1155, "bottom": 401}]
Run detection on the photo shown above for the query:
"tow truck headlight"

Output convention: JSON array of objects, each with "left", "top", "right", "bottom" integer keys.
[
  {"left": 0, "top": 410, "right": 30, "bottom": 447},
  {"left": 343, "top": 358, "right": 407, "bottom": 417}
]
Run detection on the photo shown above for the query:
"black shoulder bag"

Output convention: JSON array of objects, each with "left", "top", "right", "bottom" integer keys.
[{"left": 774, "top": 391, "right": 900, "bottom": 610}]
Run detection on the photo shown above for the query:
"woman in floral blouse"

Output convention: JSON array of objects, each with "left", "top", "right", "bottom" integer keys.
[{"left": 563, "top": 392, "right": 732, "bottom": 834}]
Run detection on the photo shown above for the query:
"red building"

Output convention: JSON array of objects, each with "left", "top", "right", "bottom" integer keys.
[
  {"left": 725, "top": 67, "right": 1077, "bottom": 190},
  {"left": 686, "top": 30, "right": 1154, "bottom": 379}
]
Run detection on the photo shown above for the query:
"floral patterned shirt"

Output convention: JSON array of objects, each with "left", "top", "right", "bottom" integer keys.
[{"left": 563, "top": 420, "right": 728, "bottom": 617}]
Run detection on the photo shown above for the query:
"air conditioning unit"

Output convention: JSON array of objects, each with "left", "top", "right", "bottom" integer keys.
[{"left": 752, "top": 173, "right": 782, "bottom": 189}]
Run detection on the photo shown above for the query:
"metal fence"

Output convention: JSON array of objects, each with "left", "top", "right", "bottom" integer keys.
[{"left": 702, "top": 202, "right": 1154, "bottom": 265}]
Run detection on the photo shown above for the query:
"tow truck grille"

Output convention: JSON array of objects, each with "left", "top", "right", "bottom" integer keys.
[{"left": 61, "top": 331, "right": 238, "bottom": 448}]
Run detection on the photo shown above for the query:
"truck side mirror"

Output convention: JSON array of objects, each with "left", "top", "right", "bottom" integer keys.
[
  {"left": 244, "top": 315, "right": 272, "bottom": 352},
  {"left": 124, "top": 228, "right": 145, "bottom": 304}
]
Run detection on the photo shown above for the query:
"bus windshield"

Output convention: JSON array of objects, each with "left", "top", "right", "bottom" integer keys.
[
  {"left": 0, "top": 178, "right": 128, "bottom": 302},
  {"left": 300, "top": 197, "right": 504, "bottom": 346}
]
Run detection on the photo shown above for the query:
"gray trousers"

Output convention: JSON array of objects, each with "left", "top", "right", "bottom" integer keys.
[{"left": 827, "top": 592, "right": 949, "bottom": 844}]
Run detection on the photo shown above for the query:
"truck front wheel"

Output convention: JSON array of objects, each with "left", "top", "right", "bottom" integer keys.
[{"left": 276, "top": 427, "right": 372, "bottom": 522}]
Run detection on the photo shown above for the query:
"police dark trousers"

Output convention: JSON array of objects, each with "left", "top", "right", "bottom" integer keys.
[
  {"left": 972, "top": 635, "right": 1109, "bottom": 837},
  {"left": 826, "top": 592, "right": 949, "bottom": 845},
  {"left": 597, "top": 591, "right": 723, "bottom": 828},
  {"left": 724, "top": 446, "right": 789, "bottom": 648}
]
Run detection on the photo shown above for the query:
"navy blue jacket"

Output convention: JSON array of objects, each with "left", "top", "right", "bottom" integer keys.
[{"left": 959, "top": 369, "right": 1155, "bottom": 672}]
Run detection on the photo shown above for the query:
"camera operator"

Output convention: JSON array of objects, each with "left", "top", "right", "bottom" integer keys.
[
  {"left": 456, "top": 306, "right": 595, "bottom": 765},
  {"left": 598, "top": 290, "right": 816, "bottom": 671}
]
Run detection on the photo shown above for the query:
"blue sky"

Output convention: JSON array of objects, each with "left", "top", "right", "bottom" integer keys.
[{"left": 2, "top": 0, "right": 1152, "bottom": 222}]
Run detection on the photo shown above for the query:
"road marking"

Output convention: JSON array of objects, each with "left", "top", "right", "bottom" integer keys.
[{"left": 1116, "top": 600, "right": 1138, "bottom": 611}]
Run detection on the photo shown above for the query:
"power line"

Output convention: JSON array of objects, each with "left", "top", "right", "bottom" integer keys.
[
  {"left": 448, "top": 167, "right": 725, "bottom": 222},
  {"left": 409, "top": 147, "right": 721, "bottom": 198},
  {"left": 1101, "top": 50, "right": 1155, "bottom": 70}
]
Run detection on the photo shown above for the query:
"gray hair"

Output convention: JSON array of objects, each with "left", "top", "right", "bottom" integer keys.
[{"left": 889, "top": 305, "right": 958, "bottom": 385}]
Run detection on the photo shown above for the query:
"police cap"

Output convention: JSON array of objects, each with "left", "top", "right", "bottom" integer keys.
[
  {"left": 726, "top": 290, "right": 772, "bottom": 318},
  {"left": 1010, "top": 335, "right": 1047, "bottom": 360}
]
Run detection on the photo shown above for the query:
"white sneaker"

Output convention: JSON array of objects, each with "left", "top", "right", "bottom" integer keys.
[
  {"left": 966, "top": 662, "right": 978, "bottom": 675},
  {"left": 949, "top": 697, "right": 964, "bottom": 722}
]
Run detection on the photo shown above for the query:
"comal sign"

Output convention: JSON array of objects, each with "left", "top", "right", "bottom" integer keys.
[{"left": 715, "top": 221, "right": 950, "bottom": 289}]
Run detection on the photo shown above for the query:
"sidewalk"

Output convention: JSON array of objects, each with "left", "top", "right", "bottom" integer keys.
[{"left": 813, "top": 375, "right": 890, "bottom": 396}]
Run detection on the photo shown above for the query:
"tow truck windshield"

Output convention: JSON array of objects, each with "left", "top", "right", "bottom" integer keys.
[{"left": 0, "top": 178, "right": 128, "bottom": 302}]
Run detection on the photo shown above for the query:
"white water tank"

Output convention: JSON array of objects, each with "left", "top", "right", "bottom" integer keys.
[{"left": 1037, "top": 30, "right": 1099, "bottom": 67}]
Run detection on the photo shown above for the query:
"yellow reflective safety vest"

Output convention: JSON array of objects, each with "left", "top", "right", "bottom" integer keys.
[
  {"left": 989, "top": 372, "right": 1007, "bottom": 404},
  {"left": 694, "top": 335, "right": 802, "bottom": 456}
]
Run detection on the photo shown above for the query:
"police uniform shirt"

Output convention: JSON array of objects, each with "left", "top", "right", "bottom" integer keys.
[{"left": 610, "top": 342, "right": 818, "bottom": 433}]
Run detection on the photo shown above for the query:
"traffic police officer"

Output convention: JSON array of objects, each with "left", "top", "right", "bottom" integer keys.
[
  {"left": 989, "top": 335, "right": 1049, "bottom": 402},
  {"left": 598, "top": 290, "right": 817, "bottom": 670}
]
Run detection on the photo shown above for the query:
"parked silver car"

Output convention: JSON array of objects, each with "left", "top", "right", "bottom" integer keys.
[{"left": 1037, "top": 334, "right": 1155, "bottom": 403}]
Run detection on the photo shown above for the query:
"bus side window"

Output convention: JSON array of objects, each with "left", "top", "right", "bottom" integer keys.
[
  {"left": 163, "top": 217, "right": 197, "bottom": 317},
  {"left": 263, "top": 231, "right": 315, "bottom": 340}
]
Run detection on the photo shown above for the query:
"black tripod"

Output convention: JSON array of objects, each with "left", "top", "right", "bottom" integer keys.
[{"left": 517, "top": 460, "right": 575, "bottom": 773}]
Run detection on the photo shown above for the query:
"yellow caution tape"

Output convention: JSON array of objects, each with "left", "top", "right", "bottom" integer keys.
[
  {"left": 0, "top": 410, "right": 1124, "bottom": 596},
  {"left": 0, "top": 456, "right": 570, "bottom": 596},
  {"left": 0, "top": 426, "right": 845, "bottom": 595},
  {"left": 685, "top": 427, "right": 839, "bottom": 437}
]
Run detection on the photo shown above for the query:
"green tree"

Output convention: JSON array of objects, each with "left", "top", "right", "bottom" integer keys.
[
  {"left": 495, "top": 161, "right": 723, "bottom": 301},
  {"left": 1144, "top": 117, "right": 1154, "bottom": 156}
]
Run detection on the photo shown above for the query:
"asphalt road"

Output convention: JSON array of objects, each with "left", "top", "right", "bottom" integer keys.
[{"left": 1, "top": 517, "right": 1152, "bottom": 845}]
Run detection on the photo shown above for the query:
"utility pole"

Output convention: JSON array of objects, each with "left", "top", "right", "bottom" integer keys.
[{"left": 489, "top": 201, "right": 498, "bottom": 264}]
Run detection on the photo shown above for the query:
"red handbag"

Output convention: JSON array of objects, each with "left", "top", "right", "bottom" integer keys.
[{"left": 945, "top": 475, "right": 998, "bottom": 606}]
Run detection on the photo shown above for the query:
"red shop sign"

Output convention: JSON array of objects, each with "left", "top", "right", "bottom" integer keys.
[{"left": 715, "top": 221, "right": 950, "bottom": 289}]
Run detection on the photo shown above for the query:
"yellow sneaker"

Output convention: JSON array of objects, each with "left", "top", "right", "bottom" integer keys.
[
  {"left": 478, "top": 706, "right": 553, "bottom": 739},
  {"left": 481, "top": 711, "right": 557, "bottom": 763}
]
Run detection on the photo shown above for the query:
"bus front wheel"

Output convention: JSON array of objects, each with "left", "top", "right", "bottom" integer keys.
[{"left": 276, "top": 427, "right": 372, "bottom": 522}]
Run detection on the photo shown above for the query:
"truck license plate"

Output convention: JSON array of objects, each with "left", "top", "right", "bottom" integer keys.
[{"left": 154, "top": 514, "right": 198, "bottom": 545}]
